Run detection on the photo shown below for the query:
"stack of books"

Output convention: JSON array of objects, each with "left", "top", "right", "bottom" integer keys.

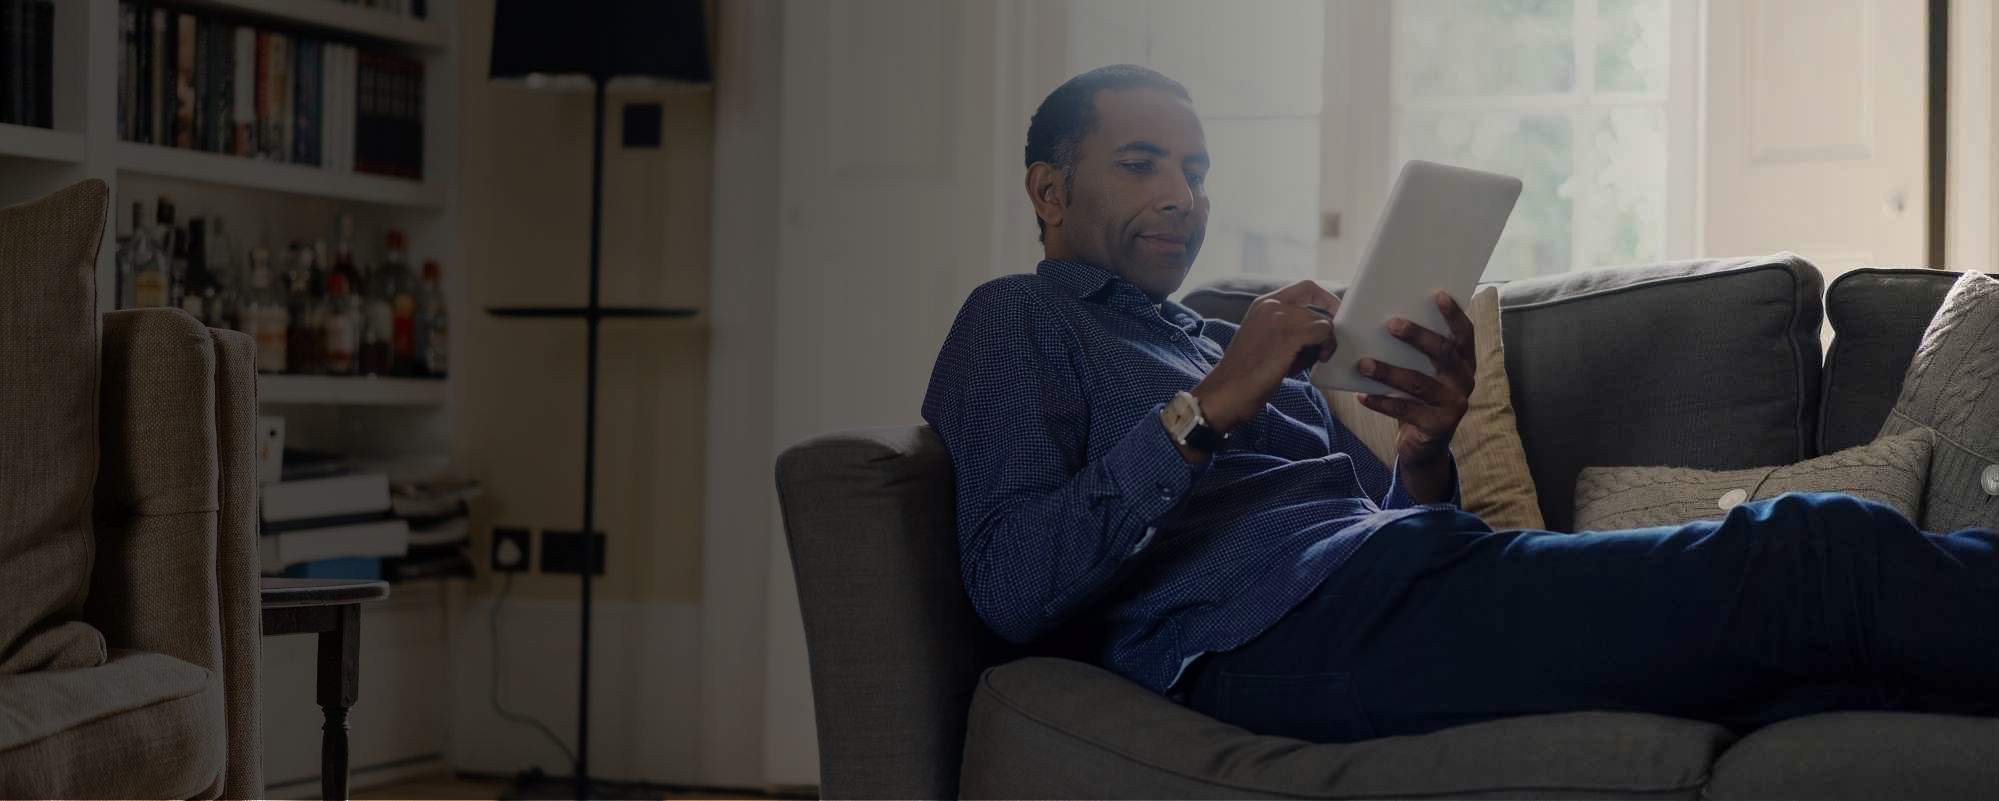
[
  {"left": 261, "top": 471, "right": 409, "bottom": 580},
  {"left": 115, "top": 2, "right": 425, "bottom": 179},
  {"left": 383, "top": 477, "right": 479, "bottom": 582},
  {"left": 0, "top": 0, "right": 55, "bottom": 129}
]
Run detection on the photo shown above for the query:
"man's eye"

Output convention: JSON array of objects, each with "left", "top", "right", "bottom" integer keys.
[
  {"left": 1120, "top": 160, "right": 1154, "bottom": 174},
  {"left": 1186, "top": 172, "right": 1206, "bottom": 189}
]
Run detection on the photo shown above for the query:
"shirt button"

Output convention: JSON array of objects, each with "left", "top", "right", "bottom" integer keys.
[
  {"left": 1158, "top": 484, "right": 1175, "bottom": 500},
  {"left": 1718, "top": 488, "right": 1748, "bottom": 511},
  {"left": 1982, "top": 464, "right": 1999, "bottom": 497}
]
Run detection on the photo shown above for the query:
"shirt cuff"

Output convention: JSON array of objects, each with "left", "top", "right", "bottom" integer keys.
[
  {"left": 1102, "top": 403, "right": 1210, "bottom": 553},
  {"left": 1384, "top": 451, "right": 1462, "bottom": 509}
]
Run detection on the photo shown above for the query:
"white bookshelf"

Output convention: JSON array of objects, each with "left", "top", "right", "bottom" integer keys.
[
  {"left": 260, "top": 373, "right": 447, "bottom": 405},
  {"left": 0, "top": 0, "right": 467, "bottom": 790},
  {"left": 0, "top": 122, "right": 86, "bottom": 164}
]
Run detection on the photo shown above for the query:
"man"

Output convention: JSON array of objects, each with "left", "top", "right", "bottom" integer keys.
[{"left": 921, "top": 65, "right": 1999, "bottom": 743}]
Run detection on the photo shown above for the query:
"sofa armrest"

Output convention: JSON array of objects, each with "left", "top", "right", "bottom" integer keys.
[{"left": 86, "top": 308, "right": 262, "bottom": 799}]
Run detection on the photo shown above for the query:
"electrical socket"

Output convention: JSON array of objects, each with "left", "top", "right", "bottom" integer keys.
[
  {"left": 541, "top": 529, "right": 606, "bottom": 576},
  {"left": 491, "top": 526, "right": 532, "bottom": 573}
]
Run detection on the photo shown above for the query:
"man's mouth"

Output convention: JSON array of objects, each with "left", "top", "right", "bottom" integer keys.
[{"left": 1138, "top": 233, "right": 1188, "bottom": 247}]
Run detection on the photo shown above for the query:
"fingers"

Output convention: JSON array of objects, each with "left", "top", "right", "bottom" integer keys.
[
  {"left": 1434, "top": 291, "right": 1477, "bottom": 370},
  {"left": 1386, "top": 314, "right": 1474, "bottom": 397},
  {"left": 1357, "top": 357, "right": 1445, "bottom": 403},
  {"left": 1266, "top": 279, "right": 1340, "bottom": 311}
]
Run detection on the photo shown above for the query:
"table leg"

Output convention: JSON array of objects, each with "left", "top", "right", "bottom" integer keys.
[{"left": 317, "top": 605, "right": 360, "bottom": 801}]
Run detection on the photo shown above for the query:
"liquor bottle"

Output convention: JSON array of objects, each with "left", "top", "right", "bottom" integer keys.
[
  {"left": 322, "top": 271, "right": 360, "bottom": 375},
  {"left": 284, "top": 243, "right": 323, "bottom": 374},
  {"left": 179, "top": 219, "right": 212, "bottom": 325},
  {"left": 330, "top": 213, "right": 361, "bottom": 294},
  {"left": 357, "top": 233, "right": 400, "bottom": 376},
  {"left": 378, "top": 230, "right": 418, "bottom": 375},
  {"left": 206, "top": 217, "right": 240, "bottom": 331},
  {"left": 155, "top": 196, "right": 182, "bottom": 309},
  {"left": 244, "top": 248, "right": 288, "bottom": 373},
  {"left": 132, "top": 201, "right": 169, "bottom": 308},
  {"left": 115, "top": 201, "right": 155, "bottom": 310},
  {"left": 416, "top": 260, "right": 447, "bottom": 377}
]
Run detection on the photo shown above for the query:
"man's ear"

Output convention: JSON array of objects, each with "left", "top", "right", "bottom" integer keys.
[{"left": 1026, "top": 162, "right": 1065, "bottom": 232}]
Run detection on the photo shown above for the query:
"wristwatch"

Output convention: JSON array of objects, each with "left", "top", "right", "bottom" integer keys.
[{"left": 1160, "top": 390, "right": 1226, "bottom": 454}]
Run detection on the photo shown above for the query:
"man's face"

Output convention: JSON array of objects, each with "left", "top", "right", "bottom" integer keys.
[{"left": 1036, "top": 88, "right": 1210, "bottom": 301}]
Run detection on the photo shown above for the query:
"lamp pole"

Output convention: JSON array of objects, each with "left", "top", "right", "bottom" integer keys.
[{"left": 575, "top": 73, "right": 607, "bottom": 801}]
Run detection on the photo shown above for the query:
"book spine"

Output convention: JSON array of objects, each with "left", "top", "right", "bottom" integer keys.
[
  {"left": 31, "top": 0, "right": 47, "bottom": 127},
  {"left": 211, "top": 23, "right": 231, "bottom": 153},
  {"left": 232, "top": 25, "right": 252, "bottom": 156},
  {"left": 407, "top": 56, "right": 423, "bottom": 178},
  {"left": 355, "top": 50, "right": 377, "bottom": 175},
  {"left": 173, "top": 11, "right": 192, "bottom": 148},
  {"left": 149, "top": 7, "right": 164, "bottom": 144},
  {"left": 254, "top": 31, "right": 269, "bottom": 158},
  {"left": 1, "top": 0, "right": 19, "bottom": 126},
  {"left": 274, "top": 33, "right": 290, "bottom": 162},
  {"left": 119, "top": 3, "right": 133, "bottom": 139},
  {"left": 192, "top": 18, "right": 207, "bottom": 149}
]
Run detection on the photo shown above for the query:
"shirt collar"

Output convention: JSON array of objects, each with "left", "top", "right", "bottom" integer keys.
[{"left": 1037, "top": 259, "right": 1206, "bottom": 332}]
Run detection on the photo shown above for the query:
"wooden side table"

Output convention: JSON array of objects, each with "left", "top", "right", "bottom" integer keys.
[{"left": 261, "top": 577, "right": 391, "bottom": 801}]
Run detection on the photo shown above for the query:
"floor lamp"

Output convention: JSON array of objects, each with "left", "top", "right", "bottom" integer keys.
[{"left": 488, "top": 2, "right": 711, "bottom": 798}]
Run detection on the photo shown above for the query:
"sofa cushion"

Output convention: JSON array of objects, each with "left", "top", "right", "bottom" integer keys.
[
  {"left": 960, "top": 657, "right": 1733, "bottom": 800},
  {"left": 1180, "top": 281, "right": 1545, "bottom": 529},
  {"left": 0, "top": 649, "right": 223, "bottom": 798},
  {"left": 1703, "top": 712, "right": 1999, "bottom": 800},
  {"left": 0, "top": 179, "right": 110, "bottom": 675},
  {"left": 1499, "top": 254, "right": 1824, "bottom": 530},
  {"left": 1571, "top": 428, "right": 1932, "bottom": 530},
  {"left": 1819, "top": 268, "right": 1957, "bottom": 454},
  {"left": 1873, "top": 271, "right": 1999, "bottom": 533}
]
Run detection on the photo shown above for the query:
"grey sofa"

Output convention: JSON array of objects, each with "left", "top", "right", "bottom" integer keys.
[{"left": 775, "top": 254, "right": 1999, "bottom": 800}]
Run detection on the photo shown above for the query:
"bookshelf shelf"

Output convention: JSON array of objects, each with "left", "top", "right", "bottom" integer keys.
[
  {"left": 0, "top": 123, "right": 84, "bottom": 164},
  {"left": 260, "top": 373, "right": 448, "bottom": 406},
  {"left": 162, "top": 0, "right": 447, "bottom": 51},
  {"left": 112, "top": 141, "right": 442, "bottom": 209}
]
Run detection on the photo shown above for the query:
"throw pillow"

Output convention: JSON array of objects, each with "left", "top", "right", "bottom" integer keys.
[
  {"left": 1324, "top": 286, "right": 1546, "bottom": 530},
  {"left": 1572, "top": 428, "right": 1934, "bottom": 531},
  {"left": 1875, "top": 270, "right": 1999, "bottom": 533},
  {"left": 0, "top": 179, "right": 110, "bottom": 674}
]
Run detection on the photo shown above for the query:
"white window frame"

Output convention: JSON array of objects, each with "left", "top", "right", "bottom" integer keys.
[{"left": 1321, "top": 0, "right": 1702, "bottom": 281}]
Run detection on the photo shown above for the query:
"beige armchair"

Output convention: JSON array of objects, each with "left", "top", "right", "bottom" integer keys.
[{"left": 0, "top": 180, "right": 263, "bottom": 798}]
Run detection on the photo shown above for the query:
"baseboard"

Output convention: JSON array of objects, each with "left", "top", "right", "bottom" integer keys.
[{"left": 265, "top": 752, "right": 447, "bottom": 799}]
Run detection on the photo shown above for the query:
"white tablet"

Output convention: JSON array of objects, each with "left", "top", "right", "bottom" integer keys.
[{"left": 1309, "top": 160, "right": 1521, "bottom": 398}]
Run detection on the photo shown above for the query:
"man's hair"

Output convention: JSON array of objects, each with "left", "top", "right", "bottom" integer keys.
[{"left": 1025, "top": 65, "right": 1191, "bottom": 241}]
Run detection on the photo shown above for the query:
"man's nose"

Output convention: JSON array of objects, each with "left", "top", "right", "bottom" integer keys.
[{"left": 1157, "top": 175, "right": 1194, "bottom": 214}]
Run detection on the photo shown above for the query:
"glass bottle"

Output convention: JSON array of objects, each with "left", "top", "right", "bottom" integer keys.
[
  {"left": 322, "top": 271, "right": 360, "bottom": 375},
  {"left": 115, "top": 201, "right": 156, "bottom": 310},
  {"left": 244, "top": 248, "right": 288, "bottom": 373},
  {"left": 154, "top": 196, "right": 182, "bottom": 310},
  {"left": 416, "top": 260, "right": 447, "bottom": 377},
  {"left": 206, "top": 217, "right": 240, "bottom": 331},
  {"left": 379, "top": 230, "right": 418, "bottom": 375}
]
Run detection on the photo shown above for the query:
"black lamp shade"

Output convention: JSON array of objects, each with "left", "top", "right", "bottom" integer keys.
[{"left": 490, "top": 0, "right": 712, "bottom": 84}]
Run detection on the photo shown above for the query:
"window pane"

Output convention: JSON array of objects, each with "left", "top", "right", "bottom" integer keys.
[
  {"left": 1396, "top": 0, "right": 1576, "bottom": 98},
  {"left": 1595, "top": 0, "right": 1669, "bottom": 93},
  {"left": 1399, "top": 111, "right": 1574, "bottom": 279},
  {"left": 1578, "top": 107, "right": 1668, "bottom": 268}
]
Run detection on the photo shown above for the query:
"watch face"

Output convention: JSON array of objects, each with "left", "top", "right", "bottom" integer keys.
[{"left": 1162, "top": 392, "right": 1198, "bottom": 438}]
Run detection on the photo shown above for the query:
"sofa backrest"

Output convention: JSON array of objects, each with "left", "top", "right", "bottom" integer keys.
[
  {"left": 1182, "top": 254, "right": 1828, "bottom": 530},
  {"left": 1496, "top": 255, "right": 1826, "bottom": 529},
  {"left": 775, "top": 427, "right": 1014, "bottom": 800},
  {"left": 1819, "top": 267, "right": 1960, "bottom": 454}
]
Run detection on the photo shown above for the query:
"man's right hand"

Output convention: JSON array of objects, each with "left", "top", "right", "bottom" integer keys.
[{"left": 1191, "top": 280, "right": 1339, "bottom": 434}]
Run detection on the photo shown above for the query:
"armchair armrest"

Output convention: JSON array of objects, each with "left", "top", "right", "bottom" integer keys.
[{"left": 87, "top": 308, "right": 263, "bottom": 799}]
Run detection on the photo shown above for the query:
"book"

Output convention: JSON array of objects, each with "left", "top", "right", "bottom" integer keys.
[
  {"left": 148, "top": 6, "right": 164, "bottom": 144},
  {"left": 259, "top": 518, "right": 408, "bottom": 573},
  {"left": 119, "top": 4, "right": 134, "bottom": 139},
  {"left": 232, "top": 25, "right": 253, "bottom": 155},
  {"left": 281, "top": 556, "right": 384, "bottom": 581},
  {"left": 262, "top": 472, "right": 391, "bottom": 526},
  {"left": 173, "top": 12, "right": 193, "bottom": 147},
  {"left": 406, "top": 517, "right": 468, "bottom": 547},
  {"left": 29, "top": 0, "right": 47, "bottom": 127}
]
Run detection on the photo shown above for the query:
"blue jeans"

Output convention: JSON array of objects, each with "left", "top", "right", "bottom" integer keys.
[{"left": 1182, "top": 493, "right": 1999, "bottom": 742}]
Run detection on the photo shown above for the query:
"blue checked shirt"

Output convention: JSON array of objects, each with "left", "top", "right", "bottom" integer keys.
[{"left": 922, "top": 259, "right": 1462, "bottom": 695}]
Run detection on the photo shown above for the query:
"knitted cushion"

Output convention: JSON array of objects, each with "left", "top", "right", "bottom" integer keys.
[
  {"left": 1572, "top": 429, "right": 1933, "bottom": 531},
  {"left": 1874, "top": 271, "right": 1999, "bottom": 533}
]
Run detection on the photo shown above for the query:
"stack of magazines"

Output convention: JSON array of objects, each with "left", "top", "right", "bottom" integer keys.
[{"left": 383, "top": 477, "right": 479, "bottom": 582}]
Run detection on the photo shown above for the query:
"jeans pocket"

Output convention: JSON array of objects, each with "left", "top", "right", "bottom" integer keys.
[{"left": 1216, "top": 670, "right": 1379, "bottom": 743}]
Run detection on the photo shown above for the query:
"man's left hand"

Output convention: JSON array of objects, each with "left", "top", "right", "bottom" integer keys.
[{"left": 1356, "top": 291, "right": 1475, "bottom": 498}]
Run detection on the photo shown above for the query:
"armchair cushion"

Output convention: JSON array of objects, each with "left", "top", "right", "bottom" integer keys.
[
  {"left": 0, "top": 179, "right": 109, "bottom": 675},
  {"left": 1703, "top": 712, "right": 1999, "bottom": 800},
  {"left": 961, "top": 657, "right": 1733, "bottom": 800},
  {"left": 0, "top": 649, "right": 223, "bottom": 799}
]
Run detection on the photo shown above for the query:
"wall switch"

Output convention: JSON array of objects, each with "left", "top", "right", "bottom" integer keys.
[
  {"left": 491, "top": 526, "right": 531, "bottom": 573},
  {"left": 541, "top": 529, "right": 606, "bottom": 576}
]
